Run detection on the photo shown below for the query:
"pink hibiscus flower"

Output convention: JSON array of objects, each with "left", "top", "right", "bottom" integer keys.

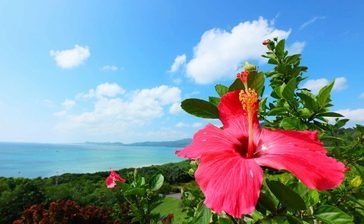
[
  {"left": 176, "top": 85, "right": 345, "bottom": 217},
  {"left": 106, "top": 170, "right": 126, "bottom": 188}
]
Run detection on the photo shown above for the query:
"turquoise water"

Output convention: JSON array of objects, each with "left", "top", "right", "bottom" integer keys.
[{"left": 0, "top": 142, "right": 183, "bottom": 178}]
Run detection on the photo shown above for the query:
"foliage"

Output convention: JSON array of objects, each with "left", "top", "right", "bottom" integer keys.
[
  {"left": 0, "top": 161, "right": 191, "bottom": 224},
  {"left": 118, "top": 170, "right": 166, "bottom": 223},
  {"left": 179, "top": 38, "right": 364, "bottom": 223},
  {"left": 12, "top": 200, "right": 116, "bottom": 224}
]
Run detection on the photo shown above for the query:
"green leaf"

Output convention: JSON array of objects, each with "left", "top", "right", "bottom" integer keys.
[
  {"left": 317, "top": 80, "right": 334, "bottom": 107},
  {"left": 267, "top": 180, "right": 306, "bottom": 211},
  {"left": 286, "top": 215, "right": 303, "bottom": 224},
  {"left": 282, "top": 78, "right": 297, "bottom": 100},
  {"left": 317, "top": 112, "right": 343, "bottom": 117},
  {"left": 208, "top": 96, "right": 220, "bottom": 107},
  {"left": 193, "top": 202, "right": 212, "bottom": 224},
  {"left": 298, "top": 90, "right": 318, "bottom": 111},
  {"left": 124, "top": 187, "right": 146, "bottom": 197},
  {"left": 275, "top": 39, "right": 285, "bottom": 58},
  {"left": 315, "top": 205, "right": 353, "bottom": 224},
  {"left": 215, "top": 84, "right": 229, "bottom": 96},
  {"left": 268, "top": 107, "right": 287, "bottom": 116},
  {"left": 258, "top": 189, "right": 277, "bottom": 212},
  {"left": 280, "top": 117, "right": 302, "bottom": 130},
  {"left": 229, "top": 78, "right": 244, "bottom": 91},
  {"left": 335, "top": 119, "right": 349, "bottom": 129},
  {"left": 248, "top": 71, "right": 265, "bottom": 96},
  {"left": 228, "top": 72, "right": 265, "bottom": 96},
  {"left": 181, "top": 98, "right": 219, "bottom": 119},
  {"left": 150, "top": 174, "right": 164, "bottom": 191}
]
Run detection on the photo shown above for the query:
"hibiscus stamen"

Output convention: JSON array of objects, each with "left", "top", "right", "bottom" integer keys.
[{"left": 239, "top": 89, "right": 258, "bottom": 158}]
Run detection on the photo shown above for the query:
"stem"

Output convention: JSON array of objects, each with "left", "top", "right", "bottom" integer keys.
[{"left": 227, "top": 214, "right": 239, "bottom": 224}]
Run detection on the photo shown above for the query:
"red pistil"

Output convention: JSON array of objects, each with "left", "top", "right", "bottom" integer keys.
[
  {"left": 237, "top": 71, "right": 249, "bottom": 89},
  {"left": 239, "top": 89, "right": 258, "bottom": 158}
]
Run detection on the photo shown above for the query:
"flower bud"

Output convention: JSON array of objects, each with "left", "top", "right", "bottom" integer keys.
[
  {"left": 243, "top": 62, "right": 256, "bottom": 71},
  {"left": 262, "top": 39, "right": 272, "bottom": 45},
  {"left": 350, "top": 176, "right": 362, "bottom": 188}
]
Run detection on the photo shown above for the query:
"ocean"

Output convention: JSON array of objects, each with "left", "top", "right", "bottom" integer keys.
[{"left": 0, "top": 142, "right": 183, "bottom": 178}]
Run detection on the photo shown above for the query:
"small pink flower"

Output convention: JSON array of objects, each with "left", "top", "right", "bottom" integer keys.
[
  {"left": 106, "top": 170, "right": 126, "bottom": 188},
  {"left": 176, "top": 90, "right": 345, "bottom": 218}
]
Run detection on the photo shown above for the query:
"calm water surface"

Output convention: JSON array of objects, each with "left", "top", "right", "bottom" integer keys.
[{"left": 0, "top": 142, "right": 183, "bottom": 178}]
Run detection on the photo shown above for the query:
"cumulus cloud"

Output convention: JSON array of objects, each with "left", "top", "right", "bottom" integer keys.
[
  {"left": 169, "top": 54, "right": 187, "bottom": 73},
  {"left": 50, "top": 45, "right": 90, "bottom": 69},
  {"left": 184, "top": 17, "right": 292, "bottom": 84},
  {"left": 302, "top": 77, "right": 347, "bottom": 94},
  {"left": 101, "top": 65, "right": 119, "bottom": 72},
  {"left": 77, "top": 82, "right": 125, "bottom": 99},
  {"left": 56, "top": 84, "right": 182, "bottom": 137},
  {"left": 299, "top": 16, "right": 326, "bottom": 30},
  {"left": 359, "top": 92, "right": 364, "bottom": 99},
  {"left": 335, "top": 109, "right": 364, "bottom": 122}
]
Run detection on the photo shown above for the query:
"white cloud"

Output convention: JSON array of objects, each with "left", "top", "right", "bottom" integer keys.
[
  {"left": 302, "top": 77, "right": 347, "bottom": 94},
  {"left": 176, "top": 122, "right": 188, "bottom": 128},
  {"left": 50, "top": 45, "right": 90, "bottom": 69},
  {"left": 56, "top": 85, "right": 182, "bottom": 137},
  {"left": 77, "top": 83, "right": 125, "bottom": 99},
  {"left": 287, "top": 41, "right": 305, "bottom": 54},
  {"left": 334, "top": 77, "right": 348, "bottom": 91},
  {"left": 359, "top": 92, "right": 364, "bottom": 99},
  {"left": 95, "top": 83, "right": 125, "bottom": 98},
  {"left": 169, "top": 54, "right": 186, "bottom": 73},
  {"left": 299, "top": 16, "right": 326, "bottom": 30},
  {"left": 335, "top": 109, "right": 364, "bottom": 122},
  {"left": 185, "top": 17, "right": 291, "bottom": 84},
  {"left": 62, "top": 99, "right": 76, "bottom": 110},
  {"left": 169, "top": 102, "right": 182, "bottom": 114},
  {"left": 101, "top": 65, "right": 119, "bottom": 72}
]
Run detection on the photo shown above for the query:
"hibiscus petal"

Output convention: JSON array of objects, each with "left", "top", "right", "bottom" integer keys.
[
  {"left": 176, "top": 123, "right": 240, "bottom": 159},
  {"left": 106, "top": 170, "right": 126, "bottom": 188},
  {"left": 255, "top": 128, "right": 345, "bottom": 190},
  {"left": 218, "top": 90, "right": 260, "bottom": 144},
  {"left": 195, "top": 151, "right": 263, "bottom": 217}
]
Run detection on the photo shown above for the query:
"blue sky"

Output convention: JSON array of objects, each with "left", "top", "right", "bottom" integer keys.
[{"left": 0, "top": 0, "right": 363, "bottom": 143}]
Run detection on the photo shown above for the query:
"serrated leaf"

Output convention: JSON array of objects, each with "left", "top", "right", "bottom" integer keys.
[
  {"left": 282, "top": 78, "right": 297, "bottom": 100},
  {"left": 315, "top": 205, "right": 353, "bottom": 224},
  {"left": 317, "top": 80, "right": 334, "bottom": 107},
  {"left": 267, "top": 180, "right": 306, "bottom": 211},
  {"left": 181, "top": 98, "right": 219, "bottom": 119},
  {"left": 208, "top": 96, "right": 220, "bottom": 107},
  {"left": 150, "top": 174, "right": 164, "bottom": 191},
  {"left": 215, "top": 84, "right": 229, "bottom": 96}
]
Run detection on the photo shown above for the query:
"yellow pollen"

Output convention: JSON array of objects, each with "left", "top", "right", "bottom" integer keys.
[
  {"left": 239, "top": 89, "right": 258, "bottom": 158},
  {"left": 239, "top": 89, "right": 258, "bottom": 112}
]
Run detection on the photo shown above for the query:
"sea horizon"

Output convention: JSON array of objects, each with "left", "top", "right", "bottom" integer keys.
[{"left": 0, "top": 142, "right": 184, "bottom": 178}]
